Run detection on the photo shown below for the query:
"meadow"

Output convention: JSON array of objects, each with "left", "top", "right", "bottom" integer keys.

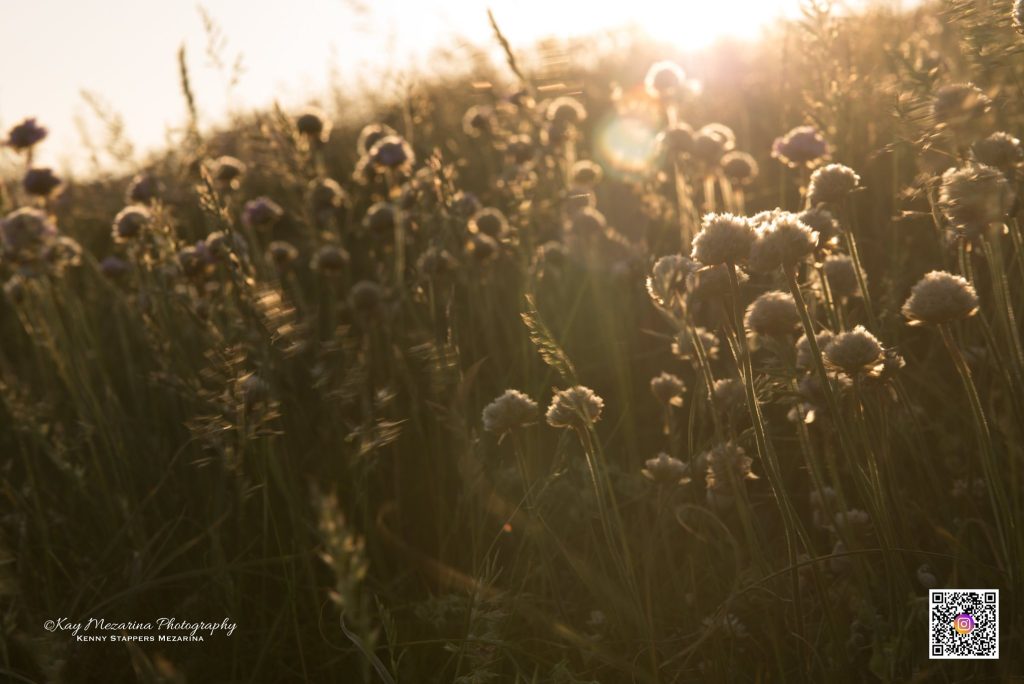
[{"left": 2, "top": 1, "right": 1024, "bottom": 681}]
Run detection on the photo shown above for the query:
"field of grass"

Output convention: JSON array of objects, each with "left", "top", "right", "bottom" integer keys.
[{"left": 2, "top": 1, "right": 1024, "bottom": 681}]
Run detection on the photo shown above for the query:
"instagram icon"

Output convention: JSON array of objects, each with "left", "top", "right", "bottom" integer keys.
[{"left": 953, "top": 613, "right": 975, "bottom": 635}]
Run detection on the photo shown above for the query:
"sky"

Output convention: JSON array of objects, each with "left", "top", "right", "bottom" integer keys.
[{"left": 0, "top": 0, "right": 809, "bottom": 174}]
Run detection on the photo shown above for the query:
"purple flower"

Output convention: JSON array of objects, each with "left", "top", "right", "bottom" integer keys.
[
  {"left": 6, "top": 118, "right": 48, "bottom": 150},
  {"left": 1, "top": 208, "right": 58, "bottom": 260},
  {"left": 23, "top": 168, "right": 62, "bottom": 197},
  {"left": 369, "top": 135, "right": 414, "bottom": 170},
  {"left": 242, "top": 197, "right": 284, "bottom": 229},
  {"left": 771, "top": 126, "right": 829, "bottom": 168}
]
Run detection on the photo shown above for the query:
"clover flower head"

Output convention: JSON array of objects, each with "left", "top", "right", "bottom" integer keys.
[
  {"left": 744, "top": 291, "right": 800, "bottom": 337},
  {"left": 807, "top": 163, "right": 860, "bottom": 205},
  {"left": 6, "top": 118, "right": 47, "bottom": 150},
  {"left": 721, "top": 151, "right": 759, "bottom": 185},
  {"left": 642, "top": 452, "right": 690, "bottom": 486},
  {"left": 23, "top": 168, "right": 62, "bottom": 197},
  {"left": 691, "top": 213, "right": 755, "bottom": 266},
  {"left": 483, "top": 389, "right": 539, "bottom": 435},
  {"left": 468, "top": 208, "right": 509, "bottom": 238},
  {"left": 972, "top": 131, "right": 1022, "bottom": 174},
  {"left": 772, "top": 125, "right": 829, "bottom": 168},
  {"left": 902, "top": 270, "right": 979, "bottom": 326},
  {"left": 939, "top": 164, "right": 1014, "bottom": 232},
  {"left": 646, "top": 254, "right": 696, "bottom": 308},
  {"left": 644, "top": 60, "right": 687, "bottom": 99},
  {"left": 823, "top": 325, "right": 885, "bottom": 376},
  {"left": 545, "top": 385, "right": 604, "bottom": 429},
  {"left": 795, "top": 330, "right": 834, "bottom": 370},
  {"left": 311, "top": 244, "right": 350, "bottom": 273},
  {"left": 650, "top": 372, "right": 686, "bottom": 406},
  {"left": 296, "top": 107, "right": 332, "bottom": 143}
]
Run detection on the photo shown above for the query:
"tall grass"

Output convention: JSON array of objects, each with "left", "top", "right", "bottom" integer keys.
[{"left": 2, "top": 1, "right": 1024, "bottom": 681}]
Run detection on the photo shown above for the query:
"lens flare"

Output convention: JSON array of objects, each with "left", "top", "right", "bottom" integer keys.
[{"left": 595, "top": 113, "right": 657, "bottom": 176}]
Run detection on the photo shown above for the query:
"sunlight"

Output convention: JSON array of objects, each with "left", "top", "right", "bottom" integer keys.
[{"left": 0, "top": 0, "right": 798, "bottom": 172}]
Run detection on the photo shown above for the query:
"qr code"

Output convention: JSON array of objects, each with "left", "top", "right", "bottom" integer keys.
[{"left": 929, "top": 589, "right": 999, "bottom": 659}]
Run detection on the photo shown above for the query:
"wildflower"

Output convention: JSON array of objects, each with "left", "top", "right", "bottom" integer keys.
[
  {"left": 125, "top": 173, "right": 160, "bottom": 204},
  {"left": 43, "top": 236, "right": 83, "bottom": 273},
  {"left": 646, "top": 254, "right": 695, "bottom": 308},
  {"left": 466, "top": 233, "right": 499, "bottom": 263},
  {"left": 100, "top": 255, "right": 131, "bottom": 278},
  {"left": 832, "top": 508, "right": 871, "bottom": 538},
  {"left": 797, "top": 206, "right": 840, "bottom": 246},
  {"left": 821, "top": 254, "right": 862, "bottom": 299},
  {"left": 1, "top": 208, "right": 57, "bottom": 260},
  {"left": 712, "top": 378, "right": 747, "bottom": 416},
  {"left": 721, "top": 151, "right": 759, "bottom": 185},
  {"left": 642, "top": 453, "right": 690, "bottom": 486},
  {"left": 178, "top": 243, "right": 213, "bottom": 280},
  {"left": 902, "top": 270, "right": 979, "bottom": 326},
  {"left": 311, "top": 244, "right": 350, "bottom": 273},
  {"left": 112, "top": 205, "right": 151, "bottom": 243},
  {"left": 243, "top": 197, "right": 284, "bottom": 229},
  {"left": 468, "top": 208, "right": 509, "bottom": 238},
  {"left": 644, "top": 60, "right": 687, "bottom": 99},
  {"left": 690, "top": 213, "right": 755, "bottom": 266},
  {"left": 365, "top": 202, "right": 397, "bottom": 237},
  {"left": 747, "top": 213, "right": 817, "bottom": 272},
  {"left": 6, "top": 118, "right": 47, "bottom": 150},
  {"left": 932, "top": 83, "right": 991, "bottom": 134},
  {"left": 704, "top": 442, "right": 758, "bottom": 493},
  {"left": 692, "top": 123, "right": 735, "bottom": 167},
  {"left": 309, "top": 178, "right": 347, "bottom": 213},
  {"left": 795, "top": 330, "right": 834, "bottom": 369},
  {"left": 546, "top": 97, "right": 587, "bottom": 125},
  {"left": 806, "top": 163, "right": 860, "bottom": 205},
  {"left": 823, "top": 326, "right": 885, "bottom": 376},
  {"left": 972, "top": 132, "right": 1022, "bottom": 175},
  {"left": 504, "top": 134, "right": 536, "bottom": 164},
  {"left": 23, "top": 168, "right": 62, "bottom": 197},
  {"left": 356, "top": 123, "right": 398, "bottom": 156},
  {"left": 348, "top": 280, "right": 384, "bottom": 316},
  {"left": 203, "top": 231, "right": 231, "bottom": 261},
  {"left": 210, "top": 156, "right": 247, "bottom": 189},
  {"left": 656, "top": 123, "right": 695, "bottom": 158},
  {"left": 417, "top": 247, "right": 459, "bottom": 281},
  {"left": 482, "top": 389, "right": 539, "bottom": 436},
  {"left": 545, "top": 386, "right": 604, "bottom": 429},
  {"left": 462, "top": 105, "right": 495, "bottom": 137},
  {"left": 650, "top": 372, "right": 686, "bottom": 406},
  {"left": 534, "top": 241, "right": 569, "bottom": 270},
  {"left": 369, "top": 135, "right": 415, "bottom": 171},
  {"left": 744, "top": 291, "right": 800, "bottom": 337},
  {"left": 266, "top": 241, "right": 299, "bottom": 270},
  {"left": 451, "top": 191, "right": 483, "bottom": 219},
  {"left": 938, "top": 164, "right": 1013, "bottom": 233},
  {"left": 570, "top": 160, "right": 603, "bottom": 187},
  {"left": 772, "top": 125, "right": 829, "bottom": 168},
  {"left": 296, "top": 107, "right": 331, "bottom": 144}
]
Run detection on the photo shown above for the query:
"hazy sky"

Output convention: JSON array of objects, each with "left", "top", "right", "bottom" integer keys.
[{"left": 0, "top": 0, "right": 805, "bottom": 173}]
